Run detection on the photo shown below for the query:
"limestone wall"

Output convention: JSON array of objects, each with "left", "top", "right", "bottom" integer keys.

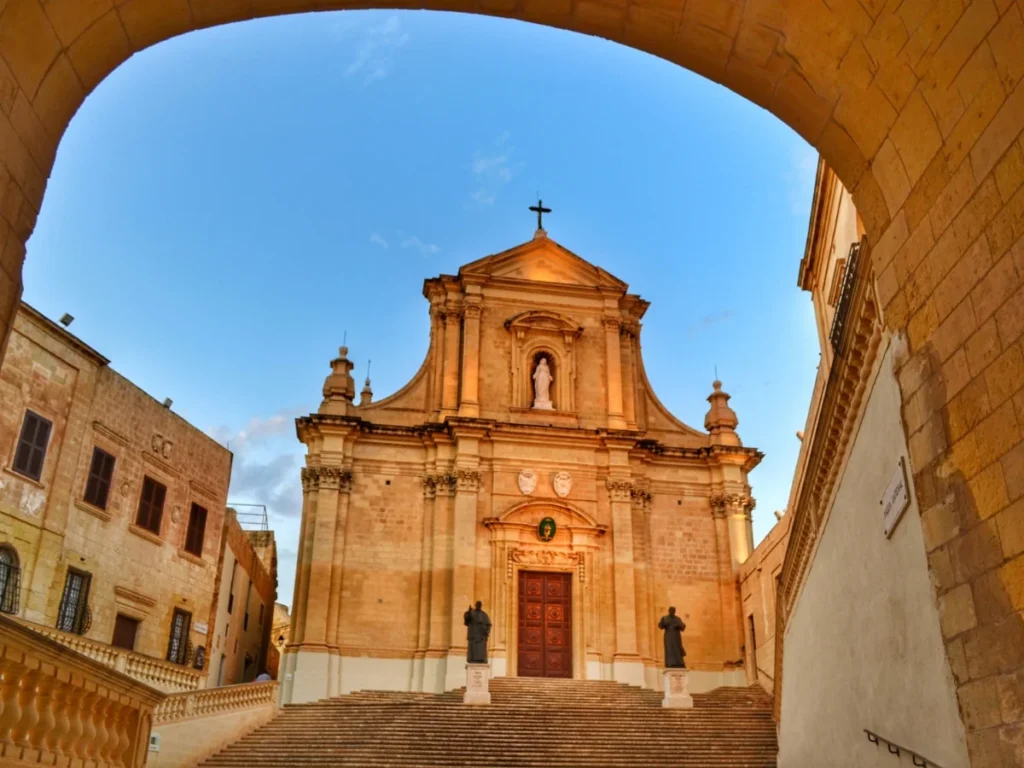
[
  {"left": 0, "top": 304, "right": 232, "bottom": 684},
  {"left": 738, "top": 512, "right": 791, "bottom": 693},
  {"left": 778, "top": 343, "right": 969, "bottom": 768}
]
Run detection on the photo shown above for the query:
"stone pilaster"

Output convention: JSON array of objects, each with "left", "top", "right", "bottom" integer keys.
[
  {"left": 326, "top": 469, "right": 354, "bottom": 646},
  {"left": 603, "top": 317, "right": 627, "bottom": 430},
  {"left": 606, "top": 476, "right": 641, "bottom": 683},
  {"left": 447, "top": 469, "right": 481, "bottom": 682},
  {"left": 458, "top": 302, "right": 482, "bottom": 418},
  {"left": 441, "top": 308, "right": 462, "bottom": 417}
]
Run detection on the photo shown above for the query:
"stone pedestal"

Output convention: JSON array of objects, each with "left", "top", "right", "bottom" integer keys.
[
  {"left": 662, "top": 668, "right": 694, "bottom": 709},
  {"left": 463, "top": 663, "right": 491, "bottom": 705}
]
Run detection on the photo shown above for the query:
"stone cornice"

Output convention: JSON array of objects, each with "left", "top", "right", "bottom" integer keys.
[{"left": 774, "top": 253, "right": 883, "bottom": 722}]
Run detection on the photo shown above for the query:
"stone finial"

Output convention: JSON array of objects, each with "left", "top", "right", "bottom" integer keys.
[
  {"left": 320, "top": 345, "right": 356, "bottom": 414},
  {"left": 704, "top": 380, "right": 742, "bottom": 447},
  {"left": 360, "top": 376, "right": 373, "bottom": 406}
]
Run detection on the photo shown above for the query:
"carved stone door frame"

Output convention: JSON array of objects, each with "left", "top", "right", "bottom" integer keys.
[
  {"left": 508, "top": 555, "right": 584, "bottom": 679},
  {"left": 485, "top": 501, "right": 606, "bottom": 681}
]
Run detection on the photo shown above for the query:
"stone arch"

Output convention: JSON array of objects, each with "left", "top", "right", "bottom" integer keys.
[
  {"left": 0, "top": 2, "right": 1020, "bottom": 763},
  {"left": 498, "top": 498, "right": 601, "bottom": 531}
]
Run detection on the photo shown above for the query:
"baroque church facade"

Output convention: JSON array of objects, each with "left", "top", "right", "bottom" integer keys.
[{"left": 281, "top": 230, "right": 762, "bottom": 703}]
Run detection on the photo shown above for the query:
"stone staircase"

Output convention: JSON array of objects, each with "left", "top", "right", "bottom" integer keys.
[{"left": 199, "top": 677, "right": 778, "bottom": 767}]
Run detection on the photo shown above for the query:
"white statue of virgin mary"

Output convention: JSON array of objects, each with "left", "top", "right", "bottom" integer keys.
[{"left": 532, "top": 357, "right": 554, "bottom": 410}]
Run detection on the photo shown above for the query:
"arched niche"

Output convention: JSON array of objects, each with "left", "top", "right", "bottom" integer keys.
[{"left": 505, "top": 310, "right": 583, "bottom": 413}]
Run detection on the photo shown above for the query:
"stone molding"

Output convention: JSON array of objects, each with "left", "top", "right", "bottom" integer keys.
[
  {"left": 774, "top": 253, "right": 883, "bottom": 721},
  {"left": 507, "top": 548, "right": 585, "bottom": 582}
]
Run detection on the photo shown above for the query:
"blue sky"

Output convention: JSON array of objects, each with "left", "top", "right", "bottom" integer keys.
[{"left": 25, "top": 11, "right": 821, "bottom": 607}]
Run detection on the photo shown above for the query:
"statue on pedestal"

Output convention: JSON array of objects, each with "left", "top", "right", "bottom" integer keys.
[
  {"left": 464, "top": 601, "right": 491, "bottom": 663},
  {"left": 658, "top": 606, "right": 687, "bottom": 668}
]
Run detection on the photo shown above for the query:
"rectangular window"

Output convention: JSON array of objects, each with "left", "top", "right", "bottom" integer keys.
[
  {"left": 112, "top": 614, "right": 140, "bottom": 651},
  {"left": 0, "top": 548, "right": 20, "bottom": 615},
  {"left": 166, "top": 608, "right": 192, "bottom": 665},
  {"left": 227, "top": 561, "right": 237, "bottom": 614},
  {"left": 83, "top": 447, "right": 116, "bottom": 509},
  {"left": 184, "top": 503, "right": 208, "bottom": 557},
  {"left": 243, "top": 579, "right": 252, "bottom": 631},
  {"left": 56, "top": 568, "right": 91, "bottom": 634},
  {"left": 135, "top": 476, "right": 167, "bottom": 535},
  {"left": 12, "top": 410, "right": 52, "bottom": 482},
  {"left": 258, "top": 603, "right": 264, "bottom": 627}
]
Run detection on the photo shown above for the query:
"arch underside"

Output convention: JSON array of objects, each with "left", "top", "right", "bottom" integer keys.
[{"left": 2, "top": 1, "right": 1024, "bottom": 766}]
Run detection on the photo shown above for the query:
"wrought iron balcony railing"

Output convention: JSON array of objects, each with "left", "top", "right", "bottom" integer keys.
[{"left": 829, "top": 241, "right": 862, "bottom": 355}]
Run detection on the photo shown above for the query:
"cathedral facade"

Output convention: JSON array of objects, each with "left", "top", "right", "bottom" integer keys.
[{"left": 282, "top": 231, "right": 761, "bottom": 703}]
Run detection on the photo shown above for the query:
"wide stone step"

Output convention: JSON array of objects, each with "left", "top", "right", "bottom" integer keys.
[{"left": 199, "top": 680, "right": 777, "bottom": 768}]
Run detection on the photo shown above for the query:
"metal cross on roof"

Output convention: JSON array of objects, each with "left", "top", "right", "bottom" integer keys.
[{"left": 529, "top": 198, "right": 552, "bottom": 230}]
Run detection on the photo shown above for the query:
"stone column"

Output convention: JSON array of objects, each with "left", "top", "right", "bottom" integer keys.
[
  {"left": 289, "top": 468, "right": 320, "bottom": 646},
  {"left": 428, "top": 302, "right": 446, "bottom": 418},
  {"left": 458, "top": 302, "right": 482, "bottom": 418},
  {"left": 603, "top": 317, "right": 627, "bottom": 430},
  {"left": 441, "top": 309, "right": 462, "bottom": 417},
  {"left": 631, "top": 484, "right": 654, "bottom": 677},
  {"left": 606, "top": 477, "right": 643, "bottom": 685},
  {"left": 446, "top": 469, "right": 481, "bottom": 690}
]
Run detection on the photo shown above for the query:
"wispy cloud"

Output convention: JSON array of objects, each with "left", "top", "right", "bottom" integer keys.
[
  {"left": 784, "top": 143, "right": 819, "bottom": 217},
  {"left": 369, "top": 232, "right": 389, "bottom": 249},
  {"left": 469, "top": 132, "right": 519, "bottom": 207},
  {"left": 208, "top": 412, "right": 304, "bottom": 606},
  {"left": 400, "top": 234, "right": 440, "bottom": 255},
  {"left": 343, "top": 15, "right": 410, "bottom": 85},
  {"left": 687, "top": 310, "right": 734, "bottom": 338}
]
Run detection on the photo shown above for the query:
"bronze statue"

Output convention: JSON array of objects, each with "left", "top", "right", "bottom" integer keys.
[
  {"left": 658, "top": 606, "right": 687, "bottom": 668},
  {"left": 464, "top": 601, "right": 491, "bottom": 663}
]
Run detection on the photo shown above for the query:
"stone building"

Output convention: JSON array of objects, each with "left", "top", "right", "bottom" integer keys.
[
  {"left": 208, "top": 508, "right": 277, "bottom": 686},
  {"left": 774, "top": 161, "right": 970, "bottom": 767},
  {"left": 282, "top": 229, "right": 763, "bottom": 703},
  {"left": 0, "top": 303, "right": 231, "bottom": 692}
]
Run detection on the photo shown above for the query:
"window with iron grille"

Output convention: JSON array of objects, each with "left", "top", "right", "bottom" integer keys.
[
  {"left": 184, "top": 503, "right": 207, "bottom": 557},
  {"left": 12, "top": 410, "right": 52, "bottom": 482},
  {"left": 167, "top": 608, "right": 192, "bottom": 665},
  {"left": 243, "top": 579, "right": 252, "bottom": 631},
  {"left": 83, "top": 447, "right": 116, "bottom": 510},
  {"left": 136, "top": 476, "right": 167, "bottom": 535},
  {"left": 57, "top": 568, "right": 91, "bottom": 634},
  {"left": 0, "top": 546, "right": 20, "bottom": 615},
  {"left": 829, "top": 241, "right": 862, "bottom": 354}
]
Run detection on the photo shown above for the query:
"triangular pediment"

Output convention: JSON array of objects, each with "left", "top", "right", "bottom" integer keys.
[{"left": 458, "top": 234, "right": 627, "bottom": 290}]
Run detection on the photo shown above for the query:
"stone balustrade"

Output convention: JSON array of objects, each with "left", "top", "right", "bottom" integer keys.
[
  {"left": 154, "top": 681, "right": 279, "bottom": 725},
  {"left": 0, "top": 613, "right": 165, "bottom": 768},
  {"left": 13, "top": 617, "right": 205, "bottom": 693},
  {"left": 150, "top": 681, "right": 280, "bottom": 767}
]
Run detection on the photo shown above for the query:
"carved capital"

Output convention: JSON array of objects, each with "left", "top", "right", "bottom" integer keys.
[
  {"left": 606, "top": 478, "right": 634, "bottom": 503},
  {"left": 456, "top": 469, "right": 482, "bottom": 493},
  {"left": 631, "top": 487, "right": 652, "bottom": 509},
  {"left": 426, "top": 473, "right": 457, "bottom": 497},
  {"left": 620, "top": 321, "right": 639, "bottom": 339},
  {"left": 310, "top": 466, "right": 353, "bottom": 493},
  {"left": 422, "top": 475, "right": 437, "bottom": 499},
  {"left": 463, "top": 304, "right": 482, "bottom": 320},
  {"left": 602, "top": 317, "right": 621, "bottom": 333},
  {"left": 301, "top": 467, "right": 319, "bottom": 493},
  {"left": 710, "top": 493, "right": 754, "bottom": 519}
]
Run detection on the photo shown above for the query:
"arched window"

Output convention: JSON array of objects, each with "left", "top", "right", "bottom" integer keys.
[{"left": 0, "top": 546, "right": 20, "bottom": 615}]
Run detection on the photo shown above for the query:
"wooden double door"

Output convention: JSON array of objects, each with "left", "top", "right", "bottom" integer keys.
[{"left": 517, "top": 571, "right": 572, "bottom": 678}]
